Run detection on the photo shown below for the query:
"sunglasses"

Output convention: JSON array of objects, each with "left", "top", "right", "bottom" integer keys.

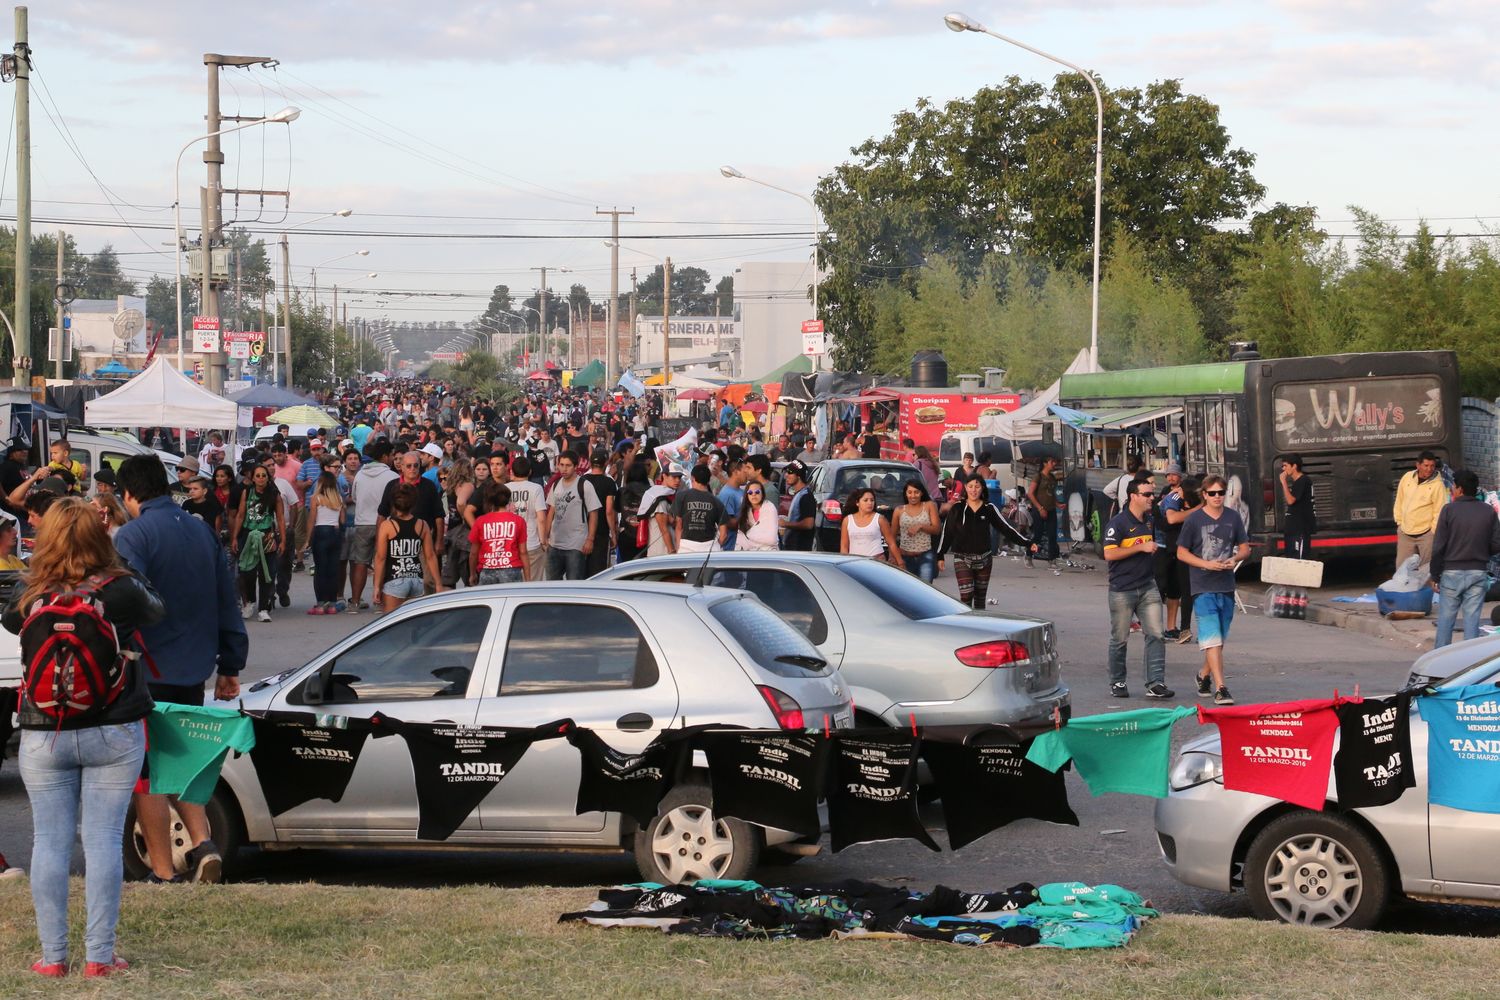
[
  {"left": 1204, "top": 489, "right": 1227, "bottom": 497},
  {"left": 746, "top": 489, "right": 764, "bottom": 496},
  {"left": 1135, "top": 491, "right": 1155, "bottom": 498}
]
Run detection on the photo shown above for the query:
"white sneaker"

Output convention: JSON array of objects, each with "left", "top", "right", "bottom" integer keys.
[
  {"left": 241, "top": 603, "right": 252, "bottom": 621},
  {"left": 257, "top": 610, "right": 272, "bottom": 623},
  {"left": 0, "top": 866, "right": 25, "bottom": 880}
]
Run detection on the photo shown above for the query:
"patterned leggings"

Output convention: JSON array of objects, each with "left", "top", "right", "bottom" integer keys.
[{"left": 953, "top": 552, "right": 994, "bottom": 609}]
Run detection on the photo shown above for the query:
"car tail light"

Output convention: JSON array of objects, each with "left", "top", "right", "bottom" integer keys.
[
  {"left": 757, "top": 685, "right": 806, "bottom": 730},
  {"left": 821, "top": 499, "right": 843, "bottom": 522},
  {"left": 1262, "top": 478, "right": 1275, "bottom": 507},
  {"left": 954, "top": 640, "right": 1030, "bottom": 668}
]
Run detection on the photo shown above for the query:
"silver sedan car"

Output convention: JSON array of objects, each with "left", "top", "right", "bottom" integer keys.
[
  {"left": 1156, "top": 642, "right": 1500, "bottom": 929},
  {"left": 125, "top": 582, "right": 853, "bottom": 885},
  {"left": 594, "top": 552, "right": 1069, "bottom": 731}
]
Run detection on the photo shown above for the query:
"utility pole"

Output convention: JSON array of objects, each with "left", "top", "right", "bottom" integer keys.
[
  {"left": 279, "top": 233, "right": 293, "bottom": 388},
  {"left": 52, "top": 228, "right": 61, "bottom": 379},
  {"left": 662, "top": 257, "right": 672, "bottom": 386},
  {"left": 202, "top": 52, "right": 279, "bottom": 394},
  {"left": 11, "top": 6, "right": 30, "bottom": 387},
  {"left": 530, "top": 266, "right": 549, "bottom": 367},
  {"left": 628, "top": 267, "right": 637, "bottom": 370},
  {"left": 596, "top": 206, "right": 633, "bottom": 389},
  {"left": 259, "top": 286, "right": 267, "bottom": 384},
  {"left": 330, "top": 284, "right": 339, "bottom": 385}
]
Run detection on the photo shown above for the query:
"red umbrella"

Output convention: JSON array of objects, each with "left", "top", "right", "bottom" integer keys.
[
  {"left": 526, "top": 371, "right": 552, "bottom": 381},
  {"left": 676, "top": 388, "right": 713, "bottom": 400},
  {"left": 741, "top": 401, "right": 768, "bottom": 413}
]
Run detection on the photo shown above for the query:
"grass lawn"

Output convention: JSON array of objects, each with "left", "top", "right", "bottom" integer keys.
[{"left": 0, "top": 881, "right": 1493, "bottom": 999}]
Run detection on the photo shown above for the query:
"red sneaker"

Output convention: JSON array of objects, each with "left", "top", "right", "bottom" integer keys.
[
  {"left": 83, "top": 957, "right": 129, "bottom": 978},
  {"left": 31, "top": 960, "right": 68, "bottom": 977}
]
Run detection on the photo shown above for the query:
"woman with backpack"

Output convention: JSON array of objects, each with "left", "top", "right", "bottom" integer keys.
[
  {"left": 229, "top": 464, "right": 285, "bottom": 624},
  {"left": 616, "top": 460, "right": 652, "bottom": 562},
  {"left": 5, "top": 496, "right": 165, "bottom": 978}
]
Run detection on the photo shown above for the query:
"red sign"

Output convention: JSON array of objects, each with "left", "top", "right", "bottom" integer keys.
[
  {"left": 223, "top": 330, "right": 260, "bottom": 343},
  {"left": 893, "top": 390, "right": 1023, "bottom": 452},
  {"left": 801, "top": 320, "right": 824, "bottom": 334},
  {"left": 192, "top": 315, "right": 221, "bottom": 353},
  {"left": 430, "top": 351, "right": 464, "bottom": 362}
]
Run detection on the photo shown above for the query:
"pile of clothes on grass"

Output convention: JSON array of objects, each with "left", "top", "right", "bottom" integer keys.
[{"left": 561, "top": 879, "right": 1155, "bottom": 948}]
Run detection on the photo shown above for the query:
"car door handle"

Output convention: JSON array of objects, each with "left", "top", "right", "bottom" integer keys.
[{"left": 616, "top": 713, "right": 653, "bottom": 732}]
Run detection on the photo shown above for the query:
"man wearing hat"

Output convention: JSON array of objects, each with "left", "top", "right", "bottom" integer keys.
[
  {"left": 780, "top": 460, "right": 816, "bottom": 551},
  {"left": 638, "top": 465, "right": 683, "bottom": 557},
  {"left": 1154, "top": 463, "right": 1192, "bottom": 643},
  {"left": 0, "top": 437, "right": 31, "bottom": 521},
  {"left": 418, "top": 441, "right": 445, "bottom": 487},
  {"left": 170, "top": 455, "right": 203, "bottom": 507}
]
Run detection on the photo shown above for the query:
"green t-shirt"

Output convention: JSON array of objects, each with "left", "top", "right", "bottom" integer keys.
[
  {"left": 1025, "top": 706, "right": 1194, "bottom": 798},
  {"left": 147, "top": 703, "right": 257, "bottom": 805}
]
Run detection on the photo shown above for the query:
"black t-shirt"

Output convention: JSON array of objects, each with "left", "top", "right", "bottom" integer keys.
[
  {"left": 702, "top": 731, "right": 829, "bottom": 838},
  {"left": 783, "top": 488, "right": 816, "bottom": 551},
  {"left": 582, "top": 473, "right": 618, "bottom": 529},
  {"left": 827, "top": 731, "right": 939, "bottom": 853},
  {"left": 378, "top": 476, "right": 444, "bottom": 533},
  {"left": 0, "top": 459, "right": 27, "bottom": 518},
  {"left": 920, "top": 735, "right": 1079, "bottom": 850},
  {"left": 0, "top": 686, "right": 17, "bottom": 764},
  {"left": 183, "top": 494, "right": 223, "bottom": 528},
  {"left": 1284, "top": 474, "right": 1316, "bottom": 535},
  {"left": 1333, "top": 692, "right": 1415, "bottom": 809},
  {"left": 672, "top": 487, "right": 726, "bottom": 544},
  {"left": 567, "top": 727, "right": 696, "bottom": 825},
  {"left": 371, "top": 714, "right": 572, "bottom": 841},
  {"left": 248, "top": 712, "right": 372, "bottom": 816}
]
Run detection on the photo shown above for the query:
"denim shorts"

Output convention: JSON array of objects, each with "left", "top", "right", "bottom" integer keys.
[
  {"left": 1194, "top": 592, "right": 1236, "bottom": 650},
  {"left": 382, "top": 576, "right": 425, "bottom": 599}
]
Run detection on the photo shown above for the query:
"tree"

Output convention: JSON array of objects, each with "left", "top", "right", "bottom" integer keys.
[
  {"left": 631, "top": 264, "right": 720, "bottom": 315},
  {"left": 78, "top": 245, "right": 138, "bottom": 299},
  {"left": 480, "top": 283, "right": 514, "bottom": 326},
  {"left": 815, "top": 76, "right": 1264, "bottom": 368},
  {"left": 716, "top": 274, "right": 734, "bottom": 315}
]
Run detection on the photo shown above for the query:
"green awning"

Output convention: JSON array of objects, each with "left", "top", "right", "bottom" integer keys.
[
  {"left": 570, "top": 359, "right": 606, "bottom": 388},
  {"left": 750, "top": 354, "right": 812, "bottom": 392}
]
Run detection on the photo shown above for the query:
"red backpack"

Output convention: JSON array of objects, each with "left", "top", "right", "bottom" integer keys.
[{"left": 20, "top": 574, "right": 138, "bottom": 723}]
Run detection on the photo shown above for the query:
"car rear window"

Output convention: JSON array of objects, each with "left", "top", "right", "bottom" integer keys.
[
  {"left": 839, "top": 558, "right": 969, "bottom": 621},
  {"left": 833, "top": 466, "right": 913, "bottom": 508},
  {"left": 708, "top": 596, "right": 830, "bottom": 678}
]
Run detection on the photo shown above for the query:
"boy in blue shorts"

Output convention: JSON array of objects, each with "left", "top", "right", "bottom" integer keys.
[{"left": 1176, "top": 474, "right": 1250, "bottom": 705}]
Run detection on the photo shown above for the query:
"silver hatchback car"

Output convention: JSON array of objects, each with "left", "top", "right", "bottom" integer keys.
[
  {"left": 126, "top": 582, "right": 853, "bottom": 885},
  {"left": 595, "top": 552, "right": 1068, "bottom": 732},
  {"left": 1156, "top": 644, "right": 1500, "bottom": 929}
]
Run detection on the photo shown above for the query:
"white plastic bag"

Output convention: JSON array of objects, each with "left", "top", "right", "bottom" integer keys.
[{"left": 1380, "top": 553, "right": 1426, "bottom": 593}]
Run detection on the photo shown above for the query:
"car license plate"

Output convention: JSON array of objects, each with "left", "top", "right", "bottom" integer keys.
[
  {"left": 1350, "top": 507, "right": 1377, "bottom": 522},
  {"left": 834, "top": 709, "right": 854, "bottom": 729}
]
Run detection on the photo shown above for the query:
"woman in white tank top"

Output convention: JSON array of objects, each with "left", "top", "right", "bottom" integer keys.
[{"left": 839, "top": 488, "right": 904, "bottom": 569}]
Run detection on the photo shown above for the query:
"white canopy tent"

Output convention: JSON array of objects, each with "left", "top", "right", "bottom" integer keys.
[
  {"left": 978, "top": 348, "right": 1096, "bottom": 442},
  {"left": 84, "top": 356, "right": 238, "bottom": 430}
]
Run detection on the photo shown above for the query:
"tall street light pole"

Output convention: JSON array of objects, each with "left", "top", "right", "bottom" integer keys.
[
  {"left": 277, "top": 208, "right": 352, "bottom": 387},
  {"left": 944, "top": 12, "right": 1103, "bottom": 371},
  {"left": 174, "top": 106, "right": 300, "bottom": 376}
]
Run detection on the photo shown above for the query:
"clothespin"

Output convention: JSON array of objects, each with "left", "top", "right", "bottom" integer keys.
[
  {"left": 1051, "top": 705, "right": 1062, "bottom": 730},
  {"left": 1355, "top": 683, "right": 1361, "bottom": 699},
  {"left": 823, "top": 714, "right": 830, "bottom": 739},
  {"left": 909, "top": 712, "right": 918, "bottom": 738}
]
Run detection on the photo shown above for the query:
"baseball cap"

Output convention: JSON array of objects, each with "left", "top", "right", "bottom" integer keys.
[
  {"left": 663, "top": 464, "right": 686, "bottom": 478},
  {"left": 179, "top": 456, "right": 201, "bottom": 474},
  {"left": 784, "top": 459, "right": 808, "bottom": 479},
  {"left": 1165, "top": 463, "right": 1183, "bottom": 476},
  {"left": 306, "top": 426, "right": 321, "bottom": 437},
  {"left": 420, "top": 442, "right": 444, "bottom": 461},
  {"left": 93, "top": 468, "right": 117, "bottom": 486},
  {"left": 6, "top": 436, "right": 28, "bottom": 455},
  {"left": 309, "top": 439, "right": 326, "bottom": 450}
]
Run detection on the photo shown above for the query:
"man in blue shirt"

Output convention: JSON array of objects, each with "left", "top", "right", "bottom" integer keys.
[
  {"left": 1177, "top": 474, "right": 1250, "bottom": 706},
  {"left": 717, "top": 458, "right": 748, "bottom": 551},
  {"left": 1103, "top": 479, "right": 1170, "bottom": 700},
  {"left": 115, "top": 454, "right": 248, "bottom": 883}
]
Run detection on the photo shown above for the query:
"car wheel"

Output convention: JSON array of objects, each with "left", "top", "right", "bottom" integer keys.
[
  {"left": 633, "top": 781, "right": 761, "bottom": 884},
  {"left": 1244, "top": 812, "right": 1389, "bottom": 929},
  {"left": 123, "top": 787, "right": 244, "bottom": 881}
]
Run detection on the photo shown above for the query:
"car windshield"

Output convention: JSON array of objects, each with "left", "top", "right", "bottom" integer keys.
[
  {"left": 709, "top": 595, "right": 829, "bottom": 677},
  {"left": 838, "top": 558, "right": 969, "bottom": 621},
  {"left": 833, "top": 466, "right": 911, "bottom": 508},
  {"left": 1431, "top": 654, "right": 1500, "bottom": 690}
]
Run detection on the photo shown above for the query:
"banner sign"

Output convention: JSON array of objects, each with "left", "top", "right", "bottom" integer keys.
[
  {"left": 1273, "top": 375, "right": 1445, "bottom": 451},
  {"left": 192, "top": 315, "right": 221, "bottom": 353}
]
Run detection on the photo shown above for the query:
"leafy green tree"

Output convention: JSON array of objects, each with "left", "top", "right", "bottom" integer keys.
[
  {"left": 815, "top": 76, "right": 1264, "bottom": 368},
  {"left": 630, "top": 264, "right": 720, "bottom": 315},
  {"left": 716, "top": 274, "right": 734, "bottom": 315},
  {"left": 481, "top": 283, "right": 514, "bottom": 326}
]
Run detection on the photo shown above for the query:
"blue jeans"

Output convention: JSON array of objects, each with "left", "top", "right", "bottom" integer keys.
[
  {"left": 477, "top": 567, "right": 523, "bottom": 585},
  {"left": 904, "top": 549, "right": 936, "bottom": 584},
  {"left": 1435, "top": 569, "right": 1488, "bottom": 649},
  {"left": 19, "top": 722, "right": 147, "bottom": 964},
  {"left": 1108, "top": 585, "right": 1166, "bottom": 686},
  {"left": 311, "top": 524, "right": 342, "bottom": 604},
  {"left": 546, "top": 546, "right": 588, "bottom": 581}
]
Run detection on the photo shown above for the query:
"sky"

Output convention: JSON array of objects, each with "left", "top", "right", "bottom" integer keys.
[{"left": 6, "top": 0, "right": 1496, "bottom": 328}]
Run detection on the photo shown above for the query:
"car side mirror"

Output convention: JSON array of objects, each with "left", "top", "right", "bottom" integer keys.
[{"left": 302, "top": 672, "right": 326, "bottom": 705}]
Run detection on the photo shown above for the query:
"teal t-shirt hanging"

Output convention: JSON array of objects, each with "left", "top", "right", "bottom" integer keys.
[
  {"left": 1026, "top": 706, "right": 1194, "bottom": 798},
  {"left": 147, "top": 703, "right": 256, "bottom": 804},
  {"left": 1423, "top": 685, "right": 1500, "bottom": 814}
]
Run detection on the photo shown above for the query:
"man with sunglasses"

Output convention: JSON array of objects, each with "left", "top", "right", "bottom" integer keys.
[
  {"left": 1176, "top": 475, "right": 1250, "bottom": 705},
  {"left": 1103, "top": 479, "right": 1171, "bottom": 699}
]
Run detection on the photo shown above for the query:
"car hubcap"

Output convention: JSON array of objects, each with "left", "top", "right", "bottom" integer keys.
[
  {"left": 650, "top": 804, "right": 735, "bottom": 883},
  {"left": 131, "top": 803, "right": 196, "bottom": 876},
  {"left": 1264, "top": 834, "right": 1362, "bottom": 926}
]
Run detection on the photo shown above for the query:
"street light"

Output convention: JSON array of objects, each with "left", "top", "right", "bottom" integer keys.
[
  {"left": 944, "top": 11, "right": 1103, "bottom": 370},
  {"left": 311, "top": 250, "right": 371, "bottom": 319},
  {"left": 174, "top": 105, "right": 300, "bottom": 373}
]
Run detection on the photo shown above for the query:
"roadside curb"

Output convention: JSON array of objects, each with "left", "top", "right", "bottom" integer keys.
[{"left": 1305, "top": 603, "right": 1430, "bottom": 650}]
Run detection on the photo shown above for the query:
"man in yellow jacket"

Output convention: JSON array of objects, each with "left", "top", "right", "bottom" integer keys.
[{"left": 1393, "top": 450, "right": 1449, "bottom": 570}]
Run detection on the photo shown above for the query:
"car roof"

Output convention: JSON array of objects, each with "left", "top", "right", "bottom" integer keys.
[
  {"left": 396, "top": 579, "right": 749, "bottom": 607},
  {"left": 598, "top": 552, "right": 861, "bottom": 572},
  {"left": 818, "top": 459, "right": 917, "bottom": 470}
]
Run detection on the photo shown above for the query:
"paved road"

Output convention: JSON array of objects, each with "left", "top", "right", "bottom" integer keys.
[{"left": 0, "top": 553, "right": 1436, "bottom": 921}]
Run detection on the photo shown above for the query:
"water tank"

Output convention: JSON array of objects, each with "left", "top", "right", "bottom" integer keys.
[{"left": 911, "top": 350, "right": 948, "bottom": 388}]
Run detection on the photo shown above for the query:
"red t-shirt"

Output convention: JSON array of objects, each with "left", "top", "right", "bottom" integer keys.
[
  {"left": 1198, "top": 697, "right": 1343, "bottom": 810},
  {"left": 469, "top": 511, "right": 527, "bottom": 571}
]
